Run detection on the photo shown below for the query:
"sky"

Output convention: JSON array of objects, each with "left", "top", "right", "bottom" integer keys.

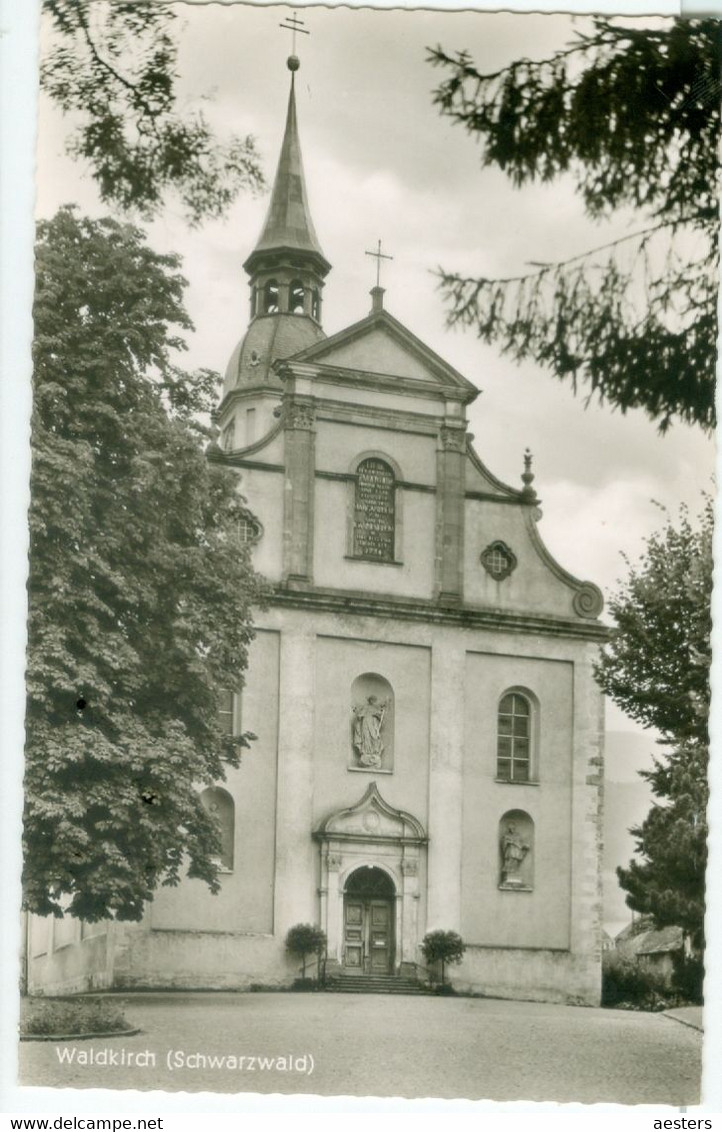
[{"left": 34, "top": 5, "right": 715, "bottom": 675}]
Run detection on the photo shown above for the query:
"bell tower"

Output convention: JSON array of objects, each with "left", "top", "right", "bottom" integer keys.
[
  {"left": 217, "top": 50, "right": 331, "bottom": 449},
  {"left": 244, "top": 55, "right": 331, "bottom": 325}
]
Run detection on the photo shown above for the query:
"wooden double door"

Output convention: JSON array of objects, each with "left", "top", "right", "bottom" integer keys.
[{"left": 343, "top": 896, "right": 394, "bottom": 974}]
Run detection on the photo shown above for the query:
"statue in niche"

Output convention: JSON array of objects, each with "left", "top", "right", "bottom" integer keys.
[
  {"left": 352, "top": 695, "right": 388, "bottom": 767},
  {"left": 501, "top": 822, "right": 530, "bottom": 885}
]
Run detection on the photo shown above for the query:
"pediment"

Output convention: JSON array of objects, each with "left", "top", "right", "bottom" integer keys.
[
  {"left": 315, "top": 783, "right": 427, "bottom": 843},
  {"left": 292, "top": 310, "right": 478, "bottom": 401}
]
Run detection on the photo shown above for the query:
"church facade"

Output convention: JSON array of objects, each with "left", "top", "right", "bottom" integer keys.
[{"left": 28, "top": 60, "right": 607, "bottom": 1005}]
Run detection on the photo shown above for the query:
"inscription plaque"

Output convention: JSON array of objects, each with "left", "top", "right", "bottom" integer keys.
[{"left": 354, "top": 458, "right": 395, "bottom": 560}]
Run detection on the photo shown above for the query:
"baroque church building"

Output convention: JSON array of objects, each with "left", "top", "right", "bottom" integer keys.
[{"left": 28, "top": 57, "right": 607, "bottom": 1005}]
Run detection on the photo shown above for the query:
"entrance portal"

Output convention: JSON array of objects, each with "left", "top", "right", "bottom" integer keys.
[{"left": 343, "top": 867, "right": 395, "bottom": 974}]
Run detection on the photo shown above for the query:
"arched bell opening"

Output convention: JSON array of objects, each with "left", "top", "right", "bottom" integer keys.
[
  {"left": 263, "top": 279, "right": 279, "bottom": 314},
  {"left": 342, "top": 866, "right": 396, "bottom": 975},
  {"left": 289, "top": 279, "right": 305, "bottom": 314}
]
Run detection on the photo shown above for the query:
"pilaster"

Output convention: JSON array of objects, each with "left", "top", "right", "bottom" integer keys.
[
  {"left": 322, "top": 851, "right": 342, "bottom": 959},
  {"left": 435, "top": 425, "right": 466, "bottom": 603},
  {"left": 282, "top": 397, "right": 316, "bottom": 583},
  {"left": 426, "top": 636, "right": 465, "bottom": 930},
  {"left": 569, "top": 643, "right": 605, "bottom": 976},
  {"left": 274, "top": 628, "right": 317, "bottom": 932},
  {"left": 400, "top": 856, "right": 420, "bottom": 963}
]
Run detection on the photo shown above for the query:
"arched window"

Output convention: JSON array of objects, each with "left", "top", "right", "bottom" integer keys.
[
  {"left": 245, "top": 407, "right": 256, "bottom": 445},
  {"left": 497, "top": 692, "right": 533, "bottom": 782},
  {"left": 200, "top": 787, "right": 235, "bottom": 871},
  {"left": 237, "top": 514, "right": 262, "bottom": 545},
  {"left": 218, "top": 690, "right": 235, "bottom": 734},
  {"left": 499, "top": 810, "right": 534, "bottom": 890},
  {"left": 350, "top": 673, "right": 394, "bottom": 773},
  {"left": 353, "top": 457, "right": 396, "bottom": 562},
  {"left": 289, "top": 279, "right": 305, "bottom": 314},
  {"left": 221, "top": 420, "right": 235, "bottom": 452},
  {"left": 263, "top": 279, "right": 279, "bottom": 314},
  {"left": 311, "top": 289, "right": 320, "bottom": 320}
]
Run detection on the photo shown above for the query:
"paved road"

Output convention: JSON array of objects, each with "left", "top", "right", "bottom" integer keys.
[{"left": 19, "top": 991, "right": 702, "bottom": 1104}]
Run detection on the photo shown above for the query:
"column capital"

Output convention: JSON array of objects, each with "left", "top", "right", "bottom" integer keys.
[
  {"left": 284, "top": 398, "right": 316, "bottom": 431},
  {"left": 439, "top": 425, "right": 466, "bottom": 453}
]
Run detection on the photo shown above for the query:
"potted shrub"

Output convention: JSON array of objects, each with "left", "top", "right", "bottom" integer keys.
[
  {"left": 285, "top": 923, "right": 327, "bottom": 986},
  {"left": 421, "top": 930, "right": 465, "bottom": 992}
]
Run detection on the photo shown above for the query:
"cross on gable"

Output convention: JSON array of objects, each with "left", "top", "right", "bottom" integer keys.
[{"left": 365, "top": 239, "right": 394, "bottom": 288}]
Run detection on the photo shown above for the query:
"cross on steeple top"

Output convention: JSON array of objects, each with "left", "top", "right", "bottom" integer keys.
[
  {"left": 365, "top": 239, "right": 393, "bottom": 288},
  {"left": 280, "top": 10, "right": 309, "bottom": 62}
]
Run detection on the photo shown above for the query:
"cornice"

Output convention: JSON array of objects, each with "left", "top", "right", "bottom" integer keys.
[
  {"left": 268, "top": 584, "right": 611, "bottom": 642},
  {"left": 464, "top": 490, "right": 529, "bottom": 506},
  {"left": 315, "top": 398, "right": 443, "bottom": 435},
  {"left": 208, "top": 453, "right": 285, "bottom": 473},
  {"left": 217, "top": 385, "right": 284, "bottom": 415},
  {"left": 312, "top": 831, "right": 428, "bottom": 846},
  {"left": 206, "top": 458, "right": 534, "bottom": 501},
  {"left": 277, "top": 358, "right": 470, "bottom": 405},
  {"left": 315, "top": 468, "right": 434, "bottom": 493},
  {"left": 243, "top": 245, "right": 331, "bottom": 276}
]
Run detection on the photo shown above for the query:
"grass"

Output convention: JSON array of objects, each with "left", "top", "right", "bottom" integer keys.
[{"left": 20, "top": 995, "right": 131, "bottom": 1037}]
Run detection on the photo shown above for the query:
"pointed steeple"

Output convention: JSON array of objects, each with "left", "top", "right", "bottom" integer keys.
[
  {"left": 244, "top": 67, "right": 330, "bottom": 278},
  {"left": 221, "top": 55, "right": 330, "bottom": 400}
]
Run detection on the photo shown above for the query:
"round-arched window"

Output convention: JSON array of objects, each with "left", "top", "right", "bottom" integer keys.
[
  {"left": 264, "top": 279, "right": 279, "bottom": 314},
  {"left": 237, "top": 514, "right": 263, "bottom": 545},
  {"left": 289, "top": 279, "right": 305, "bottom": 314},
  {"left": 200, "top": 786, "right": 235, "bottom": 871},
  {"left": 497, "top": 692, "right": 532, "bottom": 782}
]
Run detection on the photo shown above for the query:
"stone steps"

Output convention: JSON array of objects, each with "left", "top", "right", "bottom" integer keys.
[{"left": 325, "top": 974, "right": 428, "bottom": 995}]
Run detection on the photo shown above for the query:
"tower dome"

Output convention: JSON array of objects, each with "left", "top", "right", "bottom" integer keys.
[{"left": 222, "top": 308, "right": 325, "bottom": 395}]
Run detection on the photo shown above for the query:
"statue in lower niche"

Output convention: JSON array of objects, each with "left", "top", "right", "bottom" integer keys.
[
  {"left": 501, "top": 822, "right": 530, "bottom": 884},
  {"left": 352, "top": 695, "right": 388, "bottom": 767}
]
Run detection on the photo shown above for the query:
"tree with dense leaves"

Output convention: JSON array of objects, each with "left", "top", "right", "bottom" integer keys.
[
  {"left": 616, "top": 743, "right": 708, "bottom": 951},
  {"left": 595, "top": 498, "right": 712, "bottom": 949},
  {"left": 428, "top": 18, "right": 720, "bottom": 431},
  {"left": 420, "top": 930, "right": 466, "bottom": 986},
  {"left": 25, "top": 206, "right": 265, "bottom": 922},
  {"left": 41, "top": 1, "right": 264, "bottom": 224},
  {"left": 285, "top": 924, "right": 327, "bottom": 980}
]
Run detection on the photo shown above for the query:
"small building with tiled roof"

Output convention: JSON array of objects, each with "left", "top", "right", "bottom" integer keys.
[{"left": 615, "top": 923, "right": 687, "bottom": 983}]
